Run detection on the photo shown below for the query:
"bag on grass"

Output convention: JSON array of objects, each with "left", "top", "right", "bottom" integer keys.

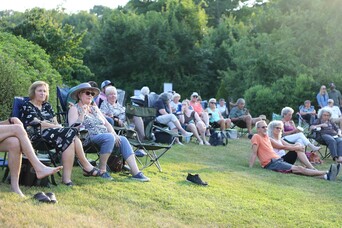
[
  {"left": 209, "top": 131, "right": 228, "bottom": 146},
  {"left": 107, "top": 148, "right": 124, "bottom": 172}
]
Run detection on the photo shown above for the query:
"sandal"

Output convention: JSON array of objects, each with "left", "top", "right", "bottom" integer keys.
[{"left": 83, "top": 167, "right": 102, "bottom": 177}]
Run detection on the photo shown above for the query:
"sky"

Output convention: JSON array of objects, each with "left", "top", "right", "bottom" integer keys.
[{"left": 0, "top": 0, "right": 130, "bottom": 13}]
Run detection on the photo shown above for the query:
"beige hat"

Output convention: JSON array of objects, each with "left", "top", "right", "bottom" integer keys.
[{"left": 69, "top": 83, "right": 100, "bottom": 101}]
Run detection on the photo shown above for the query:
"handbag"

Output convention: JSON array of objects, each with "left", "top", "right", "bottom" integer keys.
[{"left": 107, "top": 148, "right": 124, "bottom": 172}]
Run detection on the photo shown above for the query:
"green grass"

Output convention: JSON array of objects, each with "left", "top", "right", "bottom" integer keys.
[{"left": 0, "top": 138, "right": 341, "bottom": 227}]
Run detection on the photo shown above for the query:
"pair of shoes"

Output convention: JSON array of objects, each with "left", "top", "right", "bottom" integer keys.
[
  {"left": 186, "top": 173, "right": 208, "bottom": 186},
  {"left": 83, "top": 167, "right": 102, "bottom": 177},
  {"left": 101, "top": 172, "right": 114, "bottom": 180},
  {"left": 135, "top": 149, "right": 147, "bottom": 157},
  {"left": 64, "top": 181, "right": 74, "bottom": 187},
  {"left": 182, "top": 132, "right": 193, "bottom": 138},
  {"left": 248, "top": 133, "right": 254, "bottom": 139},
  {"left": 33, "top": 192, "right": 57, "bottom": 203},
  {"left": 131, "top": 172, "right": 150, "bottom": 182},
  {"left": 327, "top": 164, "right": 340, "bottom": 181}
]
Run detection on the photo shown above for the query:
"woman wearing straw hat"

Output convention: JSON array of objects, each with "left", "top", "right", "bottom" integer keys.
[{"left": 68, "top": 83, "right": 150, "bottom": 182}]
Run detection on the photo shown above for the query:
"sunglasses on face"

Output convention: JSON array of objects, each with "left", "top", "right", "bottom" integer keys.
[
  {"left": 258, "top": 126, "right": 267, "bottom": 129},
  {"left": 210, "top": 102, "right": 216, "bottom": 104},
  {"left": 83, "top": 91, "right": 96, "bottom": 96}
]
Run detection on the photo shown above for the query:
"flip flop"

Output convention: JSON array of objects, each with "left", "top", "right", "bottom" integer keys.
[
  {"left": 33, "top": 192, "right": 51, "bottom": 203},
  {"left": 46, "top": 192, "right": 57, "bottom": 204}
]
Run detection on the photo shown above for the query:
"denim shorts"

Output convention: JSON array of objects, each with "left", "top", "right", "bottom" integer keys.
[{"left": 264, "top": 158, "right": 293, "bottom": 173}]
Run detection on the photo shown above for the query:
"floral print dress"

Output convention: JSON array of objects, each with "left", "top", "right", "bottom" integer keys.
[{"left": 21, "top": 101, "right": 77, "bottom": 154}]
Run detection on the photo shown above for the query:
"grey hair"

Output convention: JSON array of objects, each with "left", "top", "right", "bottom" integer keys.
[
  {"left": 236, "top": 98, "right": 245, "bottom": 105},
  {"left": 255, "top": 120, "right": 266, "bottom": 128},
  {"left": 105, "top": 86, "right": 116, "bottom": 95},
  {"left": 281, "top": 107, "right": 294, "bottom": 117},
  {"left": 140, "top": 86, "right": 150, "bottom": 96},
  {"left": 159, "top": 92, "right": 172, "bottom": 102},
  {"left": 267, "top": 120, "right": 283, "bottom": 140},
  {"left": 317, "top": 107, "right": 333, "bottom": 119}
]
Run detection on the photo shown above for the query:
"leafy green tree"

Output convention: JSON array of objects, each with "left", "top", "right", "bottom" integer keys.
[{"left": 0, "top": 32, "right": 62, "bottom": 118}]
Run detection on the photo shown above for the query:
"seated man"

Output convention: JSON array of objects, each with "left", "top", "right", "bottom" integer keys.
[
  {"left": 1, "top": 117, "right": 62, "bottom": 197},
  {"left": 154, "top": 92, "right": 192, "bottom": 145},
  {"left": 229, "top": 98, "right": 263, "bottom": 139},
  {"left": 249, "top": 120, "right": 339, "bottom": 181},
  {"left": 299, "top": 100, "right": 316, "bottom": 125},
  {"left": 327, "top": 99, "right": 342, "bottom": 129}
]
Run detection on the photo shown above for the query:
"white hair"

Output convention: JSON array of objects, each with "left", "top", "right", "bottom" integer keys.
[
  {"left": 317, "top": 107, "right": 333, "bottom": 119},
  {"left": 281, "top": 107, "right": 294, "bottom": 117},
  {"left": 140, "top": 86, "right": 150, "bottom": 96},
  {"left": 267, "top": 120, "right": 283, "bottom": 140}
]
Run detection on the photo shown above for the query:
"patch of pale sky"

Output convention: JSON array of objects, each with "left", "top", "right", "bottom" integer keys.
[{"left": 0, "top": 0, "right": 130, "bottom": 13}]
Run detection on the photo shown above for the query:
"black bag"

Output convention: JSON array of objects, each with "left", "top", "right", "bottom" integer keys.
[
  {"left": 209, "top": 131, "right": 228, "bottom": 146},
  {"left": 107, "top": 148, "right": 124, "bottom": 172},
  {"left": 19, "top": 157, "right": 56, "bottom": 187},
  {"left": 154, "top": 131, "right": 174, "bottom": 144}
]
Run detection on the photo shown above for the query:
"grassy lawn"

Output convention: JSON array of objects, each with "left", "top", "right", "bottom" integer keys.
[{"left": 0, "top": 137, "right": 341, "bottom": 227}]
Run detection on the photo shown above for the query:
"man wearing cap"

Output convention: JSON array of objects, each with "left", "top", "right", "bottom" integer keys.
[
  {"left": 95, "top": 80, "right": 113, "bottom": 107},
  {"left": 328, "top": 83, "right": 342, "bottom": 112},
  {"left": 327, "top": 99, "right": 342, "bottom": 129}
]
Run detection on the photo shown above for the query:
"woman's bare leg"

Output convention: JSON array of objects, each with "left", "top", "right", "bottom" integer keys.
[{"left": 61, "top": 143, "right": 75, "bottom": 184}]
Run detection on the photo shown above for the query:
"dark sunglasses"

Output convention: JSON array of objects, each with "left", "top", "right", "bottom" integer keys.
[
  {"left": 192, "top": 95, "right": 198, "bottom": 98},
  {"left": 83, "top": 91, "right": 96, "bottom": 96},
  {"left": 210, "top": 102, "right": 216, "bottom": 104}
]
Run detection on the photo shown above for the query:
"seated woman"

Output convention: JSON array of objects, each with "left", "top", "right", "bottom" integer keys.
[
  {"left": 179, "top": 99, "right": 210, "bottom": 145},
  {"left": 100, "top": 85, "right": 145, "bottom": 140},
  {"left": 170, "top": 93, "right": 182, "bottom": 114},
  {"left": 68, "top": 83, "right": 150, "bottom": 181},
  {"left": 268, "top": 120, "right": 316, "bottom": 170},
  {"left": 311, "top": 107, "right": 342, "bottom": 162},
  {"left": 154, "top": 92, "right": 193, "bottom": 145},
  {"left": 217, "top": 98, "right": 229, "bottom": 118},
  {"left": 207, "top": 98, "right": 231, "bottom": 131},
  {"left": 0, "top": 117, "right": 62, "bottom": 196},
  {"left": 281, "top": 107, "right": 320, "bottom": 152},
  {"left": 189, "top": 92, "right": 210, "bottom": 134},
  {"left": 299, "top": 100, "right": 316, "bottom": 125},
  {"left": 229, "top": 98, "right": 263, "bottom": 139},
  {"left": 21, "top": 81, "right": 102, "bottom": 186}
]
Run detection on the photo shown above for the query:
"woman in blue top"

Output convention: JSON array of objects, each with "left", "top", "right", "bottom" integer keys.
[
  {"left": 316, "top": 85, "right": 329, "bottom": 108},
  {"left": 207, "top": 98, "right": 231, "bottom": 132}
]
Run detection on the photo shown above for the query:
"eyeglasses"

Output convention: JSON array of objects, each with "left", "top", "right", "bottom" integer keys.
[
  {"left": 258, "top": 126, "right": 267, "bottom": 129},
  {"left": 192, "top": 95, "right": 198, "bottom": 98},
  {"left": 275, "top": 127, "right": 282, "bottom": 130},
  {"left": 83, "top": 91, "right": 96, "bottom": 96},
  {"left": 210, "top": 102, "right": 216, "bottom": 104}
]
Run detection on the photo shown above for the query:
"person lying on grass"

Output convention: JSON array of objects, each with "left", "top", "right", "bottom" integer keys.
[
  {"left": 0, "top": 117, "right": 62, "bottom": 197},
  {"left": 249, "top": 120, "right": 339, "bottom": 181}
]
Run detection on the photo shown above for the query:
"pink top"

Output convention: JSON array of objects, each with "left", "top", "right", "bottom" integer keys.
[{"left": 283, "top": 121, "right": 295, "bottom": 132}]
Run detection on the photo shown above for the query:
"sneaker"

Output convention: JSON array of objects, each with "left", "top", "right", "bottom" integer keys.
[
  {"left": 186, "top": 173, "right": 208, "bottom": 186},
  {"left": 327, "top": 164, "right": 339, "bottom": 181},
  {"left": 132, "top": 172, "right": 150, "bottom": 182},
  {"left": 135, "top": 149, "right": 147, "bottom": 157},
  {"left": 101, "top": 172, "right": 114, "bottom": 180},
  {"left": 182, "top": 132, "right": 193, "bottom": 138},
  {"left": 123, "top": 164, "right": 131, "bottom": 172},
  {"left": 248, "top": 133, "right": 254, "bottom": 140}
]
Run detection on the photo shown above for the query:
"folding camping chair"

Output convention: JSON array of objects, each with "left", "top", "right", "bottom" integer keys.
[
  {"left": 11, "top": 96, "right": 61, "bottom": 177},
  {"left": 125, "top": 103, "right": 178, "bottom": 172}
]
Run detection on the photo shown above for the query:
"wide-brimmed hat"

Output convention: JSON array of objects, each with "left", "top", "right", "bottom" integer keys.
[{"left": 69, "top": 83, "right": 100, "bottom": 101}]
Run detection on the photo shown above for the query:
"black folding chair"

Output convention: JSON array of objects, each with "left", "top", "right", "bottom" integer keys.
[{"left": 125, "top": 103, "right": 178, "bottom": 172}]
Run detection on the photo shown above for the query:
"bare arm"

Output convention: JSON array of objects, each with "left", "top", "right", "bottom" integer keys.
[{"left": 249, "top": 144, "right": 258, "bottom": 168}]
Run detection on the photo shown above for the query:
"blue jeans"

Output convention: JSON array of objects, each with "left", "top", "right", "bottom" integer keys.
[
  {"left": 321, "top": 134, "right": 342, "bottom": 158},
  {"left": 90, "top": 133, "right": 134, "bottom": 160}
]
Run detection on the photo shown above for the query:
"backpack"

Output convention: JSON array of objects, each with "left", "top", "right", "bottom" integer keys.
[{"left": 209, "top": 131, "right": 228, "bottom": 146}]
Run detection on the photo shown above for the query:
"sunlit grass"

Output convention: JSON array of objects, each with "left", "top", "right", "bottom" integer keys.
[{"left": 0, "top": 138, "right": 341, "bottom": 227}]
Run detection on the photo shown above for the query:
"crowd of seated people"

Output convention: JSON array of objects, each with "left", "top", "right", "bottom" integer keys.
[{"left": 5, "top": 79, "right": 342, "bottom": 197}]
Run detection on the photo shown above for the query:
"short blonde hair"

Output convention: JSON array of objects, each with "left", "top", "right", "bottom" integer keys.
[{"left": 29, "top": 81, "right": 49, "bottom": 101}]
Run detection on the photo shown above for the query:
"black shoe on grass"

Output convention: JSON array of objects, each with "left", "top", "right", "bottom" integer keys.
[{"left": 186, "top": 173, "right": 208, "bottom": 186}]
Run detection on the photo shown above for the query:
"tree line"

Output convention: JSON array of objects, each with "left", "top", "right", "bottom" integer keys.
[{"left": 0, "top": 0, "right": 341, "bottom": 119}]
